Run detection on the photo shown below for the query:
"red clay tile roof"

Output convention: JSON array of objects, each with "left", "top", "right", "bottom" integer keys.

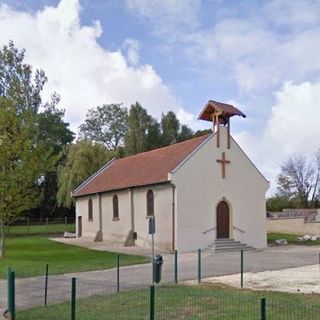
[
  {"left": 73, "top": 134, "right": 210, "bottom": 197},
  {"left": 198, "top": 100, "right": 246, "bottom": 122}
]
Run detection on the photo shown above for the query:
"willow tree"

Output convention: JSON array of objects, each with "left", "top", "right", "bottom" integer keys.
[{"left": 57, "top": 140, "right": 115, "bottom": 208}]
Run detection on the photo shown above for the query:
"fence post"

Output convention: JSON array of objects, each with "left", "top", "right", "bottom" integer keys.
[
  {"left": 71, "top": 277, "right": 76, "bottom": 320},
  {"left": 174, "top": 250, "right": 178, "bottom": 284},
  {"left": 65, "top": 216, "right": 68, "bottom": 232},
  {"left": 7, "top": 269, "right": 15, "bottom": 320},
  {"left": 27, "top": 217, "right": 30, "bottom": 234},
  {"left": 44, "top": 264, "right": 49, "bottom": 306},
  {"left": 46, "top": 217, "right": 49, "bottom": 232},
  {"left": 260, "top": 298, "right": 266, "bottom": 320},
  {"left": 198, "top": 249, "right": 201, "bottom": 284},
  {"left": 117, "top": 253, "right": 120, "bottom": 293},
  {"left": 240, "top": 249, "right": 244, "bottom": 289},
  {"left": 149, "top": 285, "right": 155, "bottom": 320}
]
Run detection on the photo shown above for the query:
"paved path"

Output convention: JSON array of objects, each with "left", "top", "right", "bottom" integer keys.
[{"left": 1, "top": 245, "right": 319, "bottom": 311}]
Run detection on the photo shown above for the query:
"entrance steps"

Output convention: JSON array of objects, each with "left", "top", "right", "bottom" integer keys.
[{"left": 208, "top": 238, "right": 254, "bottom": 253}]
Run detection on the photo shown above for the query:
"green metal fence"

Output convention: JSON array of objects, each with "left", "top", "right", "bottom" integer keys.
[
  {"left": 6, "top": 216, "right": 75, "bottom": 236},
  {"left": 6, "top": 249, "right": 320, "bottom": 319}
]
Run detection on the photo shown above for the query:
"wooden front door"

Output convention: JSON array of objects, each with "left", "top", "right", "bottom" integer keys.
[
  {"left": 216, "top": 201, "right": 229, "bottom": 239},
  {"left": 78, "top": 216, "right": 82, "bottom": 237}
]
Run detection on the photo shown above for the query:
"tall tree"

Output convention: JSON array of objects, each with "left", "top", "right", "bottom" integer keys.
[
  {"left": 35, "top": 106, "right": 74, "bottom": 217},
  {"left": 277, "top": 152, "right": 320, "bottom": 208},
  {"left": 124, "top": 102, "right": 161, "bottom": 155},
  {"left": 178, "top": 125, "right": 194, "bottom": 142},
  {"left": 0, "top": 41, "right": 73, "bottom": 256},
  {"left": 0, "top": 98, "right": 58, "bottom": 256},
  {"left": 161, "top": 111, "right": 180, "bottom": 146},
  {"left": 57, "top": 140, "right": 115, "bottom": 208},
  {"left": 0, "top": 41, "right": 47, "bottom": 113},
  {"left": 79, "top": 104, "right": 128, "bottom": 149}
]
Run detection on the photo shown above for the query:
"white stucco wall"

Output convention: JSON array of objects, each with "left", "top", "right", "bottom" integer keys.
[
  {"left": 75, "top": 195, "right": 100, "bottom": 238},
  {"left": 75, "top": 184, "right": 173, "bottom": 250},
  {"left": 101, "top": 189, "right": 132, "bottom": 243},
  {"left": 134, "top": 184, "right": 173, "bottom": 251},
  {"left": 171, "top": 127, "right": 269, "bottom": 252}
]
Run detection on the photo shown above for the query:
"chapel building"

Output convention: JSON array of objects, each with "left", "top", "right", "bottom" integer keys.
[{"left": 73, "top": 100, "right": 269, "bottom": 252}]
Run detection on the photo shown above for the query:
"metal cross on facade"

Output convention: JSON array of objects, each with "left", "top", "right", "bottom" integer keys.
[{"left": 216, "top": 152, "right": 230, "bottom": 179}]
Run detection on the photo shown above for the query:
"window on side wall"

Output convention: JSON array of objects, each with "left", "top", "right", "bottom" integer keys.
[
  {"left": 113, "top": 195, "right": 119, "bottom": 220},
  {"left": 146, "top": 189, "right": 154, "bottom": 217},
  {"left": 88, "top": 199, "right": 93, "bottom": 221}
]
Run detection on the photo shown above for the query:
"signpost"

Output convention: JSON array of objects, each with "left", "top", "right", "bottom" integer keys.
[{"left": 149, "top": 217, "right": 155, "bottom": 284}]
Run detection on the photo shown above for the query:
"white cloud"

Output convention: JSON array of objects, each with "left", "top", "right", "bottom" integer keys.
[
  {"left": 0, "top": 0, "right": 195, "bottom": 132},
  {"left": 122, "top": 38, "right": 140, "bottom": 66},
  {"left": 236, "top": 81, "right": 320, "bottom": 194},
  {"left": 126, "top": 1, "right": 320, "bottom": 93}
]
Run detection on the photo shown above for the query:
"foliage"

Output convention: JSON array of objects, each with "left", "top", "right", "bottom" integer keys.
[
  {"left": 161, "top": 111, "right": 180, "bottom": 145},
  {"left": 0, "top": 98, "right": 59, "bottom": 256},
  {"left": 266, "top": 196, "right": 294, "bottom": 212},
  {"left": 124, "top": 102, "right": 161, "bottom": 155},
  {"left": 79, "top": 104, "right": 128, "bottom": 149},
  {"left": 277, "top": 152, "right": 320, "bottom": 208},
  {"left": 0, "top": 237, "right": 148, "bottom": 278},
  {"left": 57, "top": 140, "right": 115, "bottom": 208}
]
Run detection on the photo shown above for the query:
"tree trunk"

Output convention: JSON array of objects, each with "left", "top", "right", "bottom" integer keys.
[{"left": 0, "top": 218, "right": 5, "bottom": 258}]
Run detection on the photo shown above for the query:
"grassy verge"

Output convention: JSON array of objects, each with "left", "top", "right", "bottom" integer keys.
[
  {"left": 6, "top": 223, "right": 75, "bottom": 236},
  {"left": 268, "top": 232, "right": 320, "bottom": 245},
  {"left": 18, "top": 284, "right": 320, "bottom": 320},
  {"left": 0, "top": 237, "right": 148, "bottom": 278}
]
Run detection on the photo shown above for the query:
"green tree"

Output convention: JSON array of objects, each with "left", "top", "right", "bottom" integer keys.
[
  {"left": 161, "top": 111, "right": 180, "bottom": 146},
  {"left": 0, "top": 41, "right": 48, "bottom": 113},
  {"left": 57, "top": 140, "right": 115, "bottom": 208},
  {"left": 35, "top": 106, "right": 74, "bottom": 218},
  {"left": 0, "top": 98, "right": 58, "bottom": 256},
  {"left": 79, "top": 104, "right": 128, "bottom": 149},
  {"left": 0, "top": 41, "right": 70, "bottom": 256},
  {"left": 178, "top": 124, "right": 194, "bottom": 142},
  {"left": 124, "top": 102, "right": 161, "bottom": 155}
]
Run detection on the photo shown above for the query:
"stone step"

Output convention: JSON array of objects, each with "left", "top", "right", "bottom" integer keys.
[{"left": 207, "top": 238, "right": 254, "bottom": 253}]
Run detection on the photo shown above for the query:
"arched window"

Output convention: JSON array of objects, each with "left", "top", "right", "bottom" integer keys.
[
  {"left": 146, "top": 190, "right": 154, "bottom": 217},
  {"left": 88, "top": 199, "right": 93, "bottom": 221},
  {"left": 113, "top": 195, "right": 119, "bottom": 220}
]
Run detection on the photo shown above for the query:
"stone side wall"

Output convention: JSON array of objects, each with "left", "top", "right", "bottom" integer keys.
[{"left": 267, "top": 217, "right": 320, "bottom": 235}]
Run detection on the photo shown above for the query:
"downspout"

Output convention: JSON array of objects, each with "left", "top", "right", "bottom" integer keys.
[{"left": 172, "top": 185, "right": 176, "bottom": 252}]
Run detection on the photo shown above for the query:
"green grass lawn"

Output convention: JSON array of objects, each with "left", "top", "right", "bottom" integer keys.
[
  {"left": 268, "top": 232, "right": 320, "bottom": 245},
  {"left": 0, "top": 237, "right": 148, "bottom": 278},
  {"left": 18, "top": 283, "right": 320, "bottom": 319},
  {"left": 7, "top": 223, "right": 75, "bottom": 236}
]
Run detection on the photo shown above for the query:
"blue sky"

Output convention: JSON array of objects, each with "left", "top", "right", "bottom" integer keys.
[{"left": 1, "top": 0, "right": 320, "bottom": 192}]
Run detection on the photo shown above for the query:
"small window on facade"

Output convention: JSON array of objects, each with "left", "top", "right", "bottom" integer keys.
[
  {"left": 88, "top": 199, "right": 93, "bottom": 221},
  {"left": 113, "top": 195, "right": 119, "bottom": 220},
  {"left": 146, "top": 189, "right": 154, "bottom": 217}
]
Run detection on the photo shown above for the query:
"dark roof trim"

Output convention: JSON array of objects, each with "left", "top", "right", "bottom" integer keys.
[
  {"left": 72, "top": 158, "right": 116, "bottom": 196},
  {"left": 73, "top": 181, "right": 171, "bottom": 198}
]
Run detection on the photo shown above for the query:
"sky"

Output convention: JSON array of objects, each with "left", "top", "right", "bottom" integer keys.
[{"left": 0, "top": 0, "right": 320, "bottom": 194}]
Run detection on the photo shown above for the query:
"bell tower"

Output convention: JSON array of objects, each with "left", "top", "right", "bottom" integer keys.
[{"left": 198, "top": 100, "right": 246, "bottom": 149}]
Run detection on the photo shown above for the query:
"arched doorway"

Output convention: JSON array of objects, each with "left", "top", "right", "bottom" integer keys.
[{"left": 216, "top": 201, "right": 229, "bottom": 239}]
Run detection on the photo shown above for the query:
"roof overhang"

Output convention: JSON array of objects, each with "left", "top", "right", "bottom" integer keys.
[{"left": 198, "top": 100, "right": 246, "bottom": 122}]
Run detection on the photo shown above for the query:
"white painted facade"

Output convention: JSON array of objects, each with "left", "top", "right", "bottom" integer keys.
[{"left": 75, "top": 126, "right": 269, "bottom": 252}]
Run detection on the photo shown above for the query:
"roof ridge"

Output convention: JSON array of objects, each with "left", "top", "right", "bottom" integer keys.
[{"left": 116, "top": 134, "right": 210, "bottom": 162}]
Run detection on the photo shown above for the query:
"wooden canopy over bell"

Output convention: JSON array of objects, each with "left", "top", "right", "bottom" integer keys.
[{"left": 198, "top": 100, "right": 246, "bottom": 123}]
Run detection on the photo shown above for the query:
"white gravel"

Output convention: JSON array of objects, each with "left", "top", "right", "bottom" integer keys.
[{"left": 199, "top": 264, "right": 320, "bottom": 294}]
